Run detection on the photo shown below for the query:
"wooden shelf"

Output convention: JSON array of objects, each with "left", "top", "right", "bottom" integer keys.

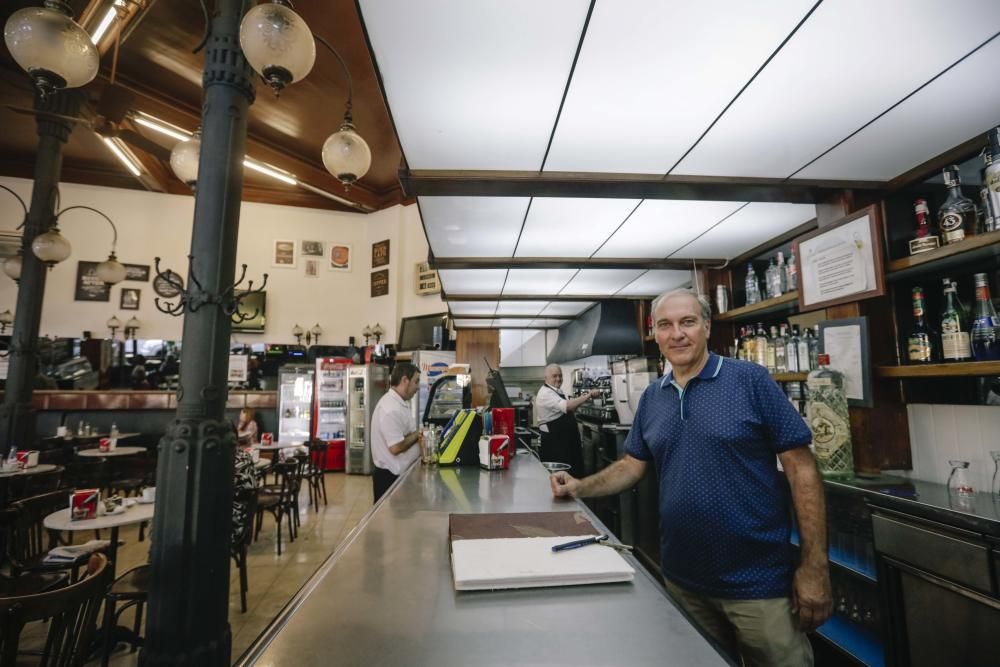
[
  {"left": 772, "top": 372, "right": 808, "bottom": 382},
  {"left": 876, "top": 360, "right": 1000, "bottom": 378},
  {"left": 714, "top": 291, "right": 799, "bottom": 323},
  {"left": 886, "top": 229, "right": 1000, "bottom": 282}
]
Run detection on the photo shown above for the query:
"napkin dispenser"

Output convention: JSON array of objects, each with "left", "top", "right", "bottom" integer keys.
[
  {"left": 478, "top": 435, "right": 510, "bottom": 470},
  {"left": 16, "top": 450, "right": 39, "bottom": 468},
  {"left": 70, "top": 489, "right": 100, "bottom": 521}
]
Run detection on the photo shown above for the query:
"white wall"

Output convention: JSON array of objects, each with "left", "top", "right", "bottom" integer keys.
[
  {"left": 0, "top": 177, "right": 443, "bottom": 345},
  {"left": 902, "top": 404, "right": 1000, "bottom": 494}
]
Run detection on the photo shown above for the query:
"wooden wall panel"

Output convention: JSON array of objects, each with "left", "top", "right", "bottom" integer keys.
[{"left": 456, "top": 329, "right": 500, "bottom": 408}]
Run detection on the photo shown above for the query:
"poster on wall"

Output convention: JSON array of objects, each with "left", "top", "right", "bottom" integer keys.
[
  {"left": 372, "top": 239, "right": 389, "bottom": 268},
  {"left": 304, "top": 259, "right": 319, "bottom": 278},
  {"left": 124, "top": 264, "right": 150, "bottom": 282},
  {"left": 371, "top": 269, "right": 389, "bottom": 297},
  {"left": 120, "top": 288, "right": 141, "bottom": 310},
  {"left": 329, "top": 244, "right": 351, "bottom": 271},
  {"left": 74, "top": 261, "right": 111, "bottom": 302},
  {"left": 153, "top": 270, "right": 184, "bottom": 298},
  {"left": 228, "top": 355, "right": 249, "bottom": 383},
  {"left": 272, "top": 239, "right": 296, "bottom": 268},
  {"left": 301, "top": 240, "right": 324, "bottom": 257}
]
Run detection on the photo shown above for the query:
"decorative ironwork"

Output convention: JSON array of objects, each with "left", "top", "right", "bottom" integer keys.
[{"left": 153, "top": 255, "right": 267, "bottom": 323}]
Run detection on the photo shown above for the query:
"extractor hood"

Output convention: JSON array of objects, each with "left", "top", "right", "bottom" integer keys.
[{"left": 546, "top": 300, "right": 642, "bottom": 364}]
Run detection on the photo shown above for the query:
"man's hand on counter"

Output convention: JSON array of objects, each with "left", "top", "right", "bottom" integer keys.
[
  {"left": 550, "top": 471, "right": 580, "bottom": 497},
  {"left": 549, "top": 455, "right": 647, "bottom": 499}
]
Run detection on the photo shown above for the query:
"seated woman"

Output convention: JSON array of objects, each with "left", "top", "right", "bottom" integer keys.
[{"left": 237, "top": 407, "right": 259, "bottom": 446}]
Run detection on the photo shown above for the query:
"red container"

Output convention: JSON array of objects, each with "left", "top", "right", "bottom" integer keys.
[
  {"left": 71, "top": 489, "right": 99, "bottom": 521},
  {"left": 326, "top": 440, "right": 346, "bottom": 471},
  {"left": 479, "top": 435, "right": 511, "bottom": 470},
  {"left": 491, "top": 408, "right": 514, "bottom": 439}
]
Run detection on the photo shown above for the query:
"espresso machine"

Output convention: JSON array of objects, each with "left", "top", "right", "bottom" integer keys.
[{"left": 574, "top": 368, "right": 615, "bottom": 422}]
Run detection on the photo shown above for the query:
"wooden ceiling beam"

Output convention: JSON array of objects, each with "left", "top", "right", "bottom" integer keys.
[
  {"left": 431, "top": 257, "right": 710, "bottom": 270},
  {"left": 400, "top": 169, "right": 885, "bottom": 204}
]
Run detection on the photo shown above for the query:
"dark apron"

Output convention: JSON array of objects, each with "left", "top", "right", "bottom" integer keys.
[{"left": 539, "top": 386, "right": 584, "bottom": 478}]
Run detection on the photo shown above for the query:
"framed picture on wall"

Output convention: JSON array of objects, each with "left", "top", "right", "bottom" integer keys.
[
  {"left": 329, "top": 243, "right": 351, "bottom": 271},
  {"left": 304, "top": 259, "right": 319, "bottom": 278},
  {"left": 74, "top": 261, "right": 111, "bottom": 302},
  {"left": 124, "top": 263, "right": 150, "bottom": 282},
  {"left": 371, "top": 268, "right": 389, "bottom": 297},
  {"left": 372, "top": 239, "right": 390, "bottom": 268},
  {"left": 301, "top": 240, "right": 324, "bottom": 257},
  {"left": 120, "top": 288, "right": 141, "bottom": 310},
  {"left": 272, "top": 239, "right": 296, "bottom": 268}
]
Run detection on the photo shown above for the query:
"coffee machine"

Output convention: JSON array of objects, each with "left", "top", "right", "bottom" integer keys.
[{"left": 573, "top": 368, "right": 615, "bottom": 422}]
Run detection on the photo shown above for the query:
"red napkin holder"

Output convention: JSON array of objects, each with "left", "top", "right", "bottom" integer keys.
[{"left": 71, "top": 489, "right": 100, "bottom": 521}]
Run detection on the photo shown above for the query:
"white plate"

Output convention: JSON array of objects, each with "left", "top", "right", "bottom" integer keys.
[
  {"left": 137, "top": 497, "right": 155, "bottom": 505},
  {"left": 125, "top": 498, "right": 137, "bottom": 507}
]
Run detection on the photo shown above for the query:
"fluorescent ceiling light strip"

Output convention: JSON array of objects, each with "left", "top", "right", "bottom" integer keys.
[
  {"left": 133, "top": 115, "right": 191, "bottom": 142},
  {"left": 243, "top": 159, "right": 297, "bottom": 185},
  {"left": 102, "top": 137, "right": 142, "bottom": 176},
  {"left": 90, "top": 6, "right": 117, "bottom": 43},
  {"left": 298, "top": 182, "right": 368, "bottom": 211}
]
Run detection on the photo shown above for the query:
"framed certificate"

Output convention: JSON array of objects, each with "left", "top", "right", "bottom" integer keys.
[{"left": 794, "top": 205, "right": 886, "bottom": 311}]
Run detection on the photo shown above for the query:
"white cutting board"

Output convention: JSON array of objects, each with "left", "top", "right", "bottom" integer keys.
[{"left": 451, "top": 535, "right": 635, "bottom": 591}]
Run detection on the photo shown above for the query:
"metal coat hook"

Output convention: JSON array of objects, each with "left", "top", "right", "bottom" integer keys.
[{"left": 153, "top": 255, "right": 268, "bottom": 323}]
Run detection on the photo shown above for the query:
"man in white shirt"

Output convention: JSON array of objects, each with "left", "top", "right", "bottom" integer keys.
[
  {"left": 370, "top": 362, "right": 423, "bottom": 502},
  {"left": 535, "top": 364, "right": 599, "bottom": 477}
]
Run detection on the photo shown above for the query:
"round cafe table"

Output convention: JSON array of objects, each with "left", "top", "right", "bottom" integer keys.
[
  {"left": 76, "top": 446, "right": 145, "bottom": 458},
  {"left": 0, "top": 463, "right": 59, "bottom": 479},
  {"left": 44, "top": 502, "right": 155, "bottom": 574}
]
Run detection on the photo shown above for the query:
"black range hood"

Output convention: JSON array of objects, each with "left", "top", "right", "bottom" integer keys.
[{"left": 546, "top": 300, "right": 642, "bottom": 364}]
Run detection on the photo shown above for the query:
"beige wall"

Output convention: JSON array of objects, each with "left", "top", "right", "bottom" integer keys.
[{"left": 0, "top": 177, "right": 443, "bottom": 345}]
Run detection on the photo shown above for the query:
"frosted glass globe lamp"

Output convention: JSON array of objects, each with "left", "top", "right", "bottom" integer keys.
[
  {"left": 4, "top": 2, "right": 99, "bottom": 98},
  {"left": 31, "top": 228, "right": 71, "bottom": 266},
  {"left": 170, "top": 130, "right": 201, "bottom": 189},
  {"left": 96, "top": 251, "right": 126, "bottom": 284},
  {"left": 239, "top": 1, "right": 315, "bottom": 96},
  {"left": 322, "top": 121, "right": 371, "bottom": 187}
]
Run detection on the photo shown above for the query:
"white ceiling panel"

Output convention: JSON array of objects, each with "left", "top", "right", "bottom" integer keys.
[
  {"left": 493, "top": 319, "right": 544, "bottom": 328},
  {"left": 616, "top": 270, "right": 693, "bottom": 297},
  {"left": 420, "top": 197, "right": 528, "bottom": 258},
  {"left": 560, "top": 269, "right": 646, "bottom": 295},
  {"left": 359, "top": 0, "right": 590, "bottom": 169},
  {"left": 530, "top": 319, "right": 571, "bottom": 328},
  {"left": 676, "top": 0, "right": 1000, "bottom": 178},
  {"left": 515, "top": 198, "right": 639, "bottom": 257},
  {"left": 595, "top": 200, "right": 745, "bottom": 258},
  {"left": 448, "top": 301, "right": 499, "bottom": 316},
  {"left": 452, "top": 319, "right": 494, "bottom": 328},
  {"left": 502, "top": 269, "right": 578, "bottom": 295},
  {"left": 539, "top": 302, "right": 595, "bottom": 316},
  {"left": 495, "top": 301, "right": 549, "bottom": 316},
  {"left": 671, "top": 203, "right": 815, "bottom": 259},
  {"left": 544, "top": 0, "right": 814, "bottom": 173},
  {"left": 437, "top": 269, "right": 507, "bottom": 295},
  {"left": 798, "top": 37, "right": 1000, "bottom": 180}
]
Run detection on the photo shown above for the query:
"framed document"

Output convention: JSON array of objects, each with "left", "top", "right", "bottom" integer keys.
[
  {"left": 74, "top": 261, "right": 111, "bottom": 302},
  {"left": 794, "top": 205, "right": 885, "bottom": 311},
  {"left": 818, "top": 316, "right": 873, "bottom": 408}
]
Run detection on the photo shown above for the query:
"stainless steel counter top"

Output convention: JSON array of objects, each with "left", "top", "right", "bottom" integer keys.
[{"left": 239, "top": 453, "right": 727, "bottom": 666}]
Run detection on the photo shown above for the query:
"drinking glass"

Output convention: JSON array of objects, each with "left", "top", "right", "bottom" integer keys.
[
  {"left": 990, "top": 451, "right": 1000, "bottom": 500},
  {"left": 947, "top": 460, "right": 974, "bottom": 496}
]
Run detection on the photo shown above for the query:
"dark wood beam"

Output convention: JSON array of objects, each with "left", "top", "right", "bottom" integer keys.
[
  {"left": 400, "top": 169, "right": 885, "bottom": 204},
  {"left": 450, "top": 313, "right": 573, "bottom": 320},
  {"left": 887, "top": 131, "right": 990, "bottom": 191},
  {"left": 431, "top": 257, "right": 711, "bottom": 270}
]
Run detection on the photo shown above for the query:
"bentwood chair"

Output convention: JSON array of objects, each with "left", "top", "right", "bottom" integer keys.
[
  {"left": 231, "top": 488, "right": 258, "bottom": 613},
  {"left": 306, "top": 440, "right": 329, "bottom": 508},
  {"left": 101, "top": 564, "right": 149, "bottom": 666},
  {"left": 0, "top": 553, "right": 111, "bottom": 667},
  {"left": 8, "top": 490, "right": 101, "bottom": 584},
  {"left": 255, "top": 461, "right": 301, "bottom": 556}
]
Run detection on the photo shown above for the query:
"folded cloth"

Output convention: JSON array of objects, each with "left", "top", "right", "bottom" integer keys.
[{"left": 43, "top": 539, "right": 111, "bottom": 563}]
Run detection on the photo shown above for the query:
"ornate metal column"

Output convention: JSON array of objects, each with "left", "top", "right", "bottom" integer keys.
[
  {"left": 142, "top": 0, "right": 254, "bottom": 663},
  {"left": 0, "top": 90, "right": 82, "bottom": 458}
]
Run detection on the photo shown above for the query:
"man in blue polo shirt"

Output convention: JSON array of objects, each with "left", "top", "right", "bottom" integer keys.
[{"left": 551, "top": 288, "right": 830, "bottom": 666}]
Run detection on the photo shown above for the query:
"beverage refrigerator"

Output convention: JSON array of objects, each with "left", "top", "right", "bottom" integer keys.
[
  {"left": 346, "top": 364, "right": 390, "bottom": 475},
  {"left": 277, "top": 364, "right": 315, "bottom": 443},
  {"left": 407, "top": 350, "right": 455, "bottom": 427},
  {"left": 312, "top": 357, "right": 351, "bottom": 470}
]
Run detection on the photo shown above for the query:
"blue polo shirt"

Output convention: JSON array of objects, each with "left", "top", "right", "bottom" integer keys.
[{"left": 624, "top": 353, "right": 811, "bottom": 599}]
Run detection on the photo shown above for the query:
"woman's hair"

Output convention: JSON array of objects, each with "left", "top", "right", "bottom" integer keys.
[{"left": 240, "top": 407, "right": 256, "bottom": 421}]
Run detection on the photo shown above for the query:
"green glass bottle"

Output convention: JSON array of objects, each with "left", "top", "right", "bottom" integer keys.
[{"left": 806, "top": 353, "right": 853, "bottom": 479}]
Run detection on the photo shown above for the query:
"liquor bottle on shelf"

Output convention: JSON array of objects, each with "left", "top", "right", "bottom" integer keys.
[
  {"left": 941, "top": 279, "right": 972, "bottom": 361},
  {"left": 981, "top": 182, "right": 996, "bottom": 233},
  {"left": 774, "top": 324, "right": 788, "bottom": 373},
  {"left": 985, "top": 127, "right": 1000, "bottom": 231},
  {"left": 776, "top": 252, "right": 788, "bottom": 294},
  {"left": 950, "top": 278, "right": 970, "bottom": 328},
  {"left": 806, "top": 353, "right": 854, "bottom": 479},
  {"left": 754, "top": 324, "right": 768, "bottom": 368},
  {"left": 766, "top": 325, "right": 778, "bottom": 373},
  {"left": 907, "top": 287, "right": 936, "bottom": 364},
  {"left": 745, "top": 263, "right": 760, "bottom": 306},
  {"left": 909, "top": 198, "right": 941, "bottom": 255},
  {"left": 937, "top": 165, "right": 977, "bottom": 245},
  {"left": 795, "top": 325, "right": 810, "bottom": 372},
  {"left": 971, "top": 272, "right": 1000, "bottom": 361},
  {"left": 646, "top": 310, "right": 653, "bottom": 338},
  {"left": 786, "top": 325, "right": 800, "bottom": 373},
  {"left": 765, "top": 258, "right": 781, "bottom": 299},
  {"left": 786, "top": 249, "right": 798, "bottom": 290},
  {"left": 808, "top": 325, "right": 821, "bottom": 371}
]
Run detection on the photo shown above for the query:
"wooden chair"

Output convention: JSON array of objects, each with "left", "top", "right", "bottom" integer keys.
[
  {"left": 306, "top": 440, "right": 329, "bottom": 508},
  {"left": 8, "top": 490, "right": 99, "bottom": 584},
  {"left": 0, "top": 553, "right": 111, "bottom": 667},
  {"left": 255, "top": 461, "right": 301, "bottom": 556},
  {"left": 0, "top": 508, "right": 67, "bottom": 596},
  {"left": 231, "top": 488, "right": 258, "bottom": 613},
  {"left": 100, "top": 564, "right": 149, "bottom": 666}
]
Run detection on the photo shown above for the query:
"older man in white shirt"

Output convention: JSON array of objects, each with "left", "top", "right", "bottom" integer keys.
[
  {"left": 535, "top": 364, "right": 599, "bottom": 478},
  {"left": 370, "top": 362, "right": 423, "bottom": 502}
]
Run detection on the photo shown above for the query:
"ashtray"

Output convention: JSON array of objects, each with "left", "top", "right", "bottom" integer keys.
[{"left": 541, "top": 461, "right": 571, "bottom": 473}]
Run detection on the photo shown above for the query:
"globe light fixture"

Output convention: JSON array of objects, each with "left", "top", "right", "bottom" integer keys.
[
  {"left": 308, "top": 322, "right": 322, "bottom": 345},
  {"left": 3, "top": 253, "right": 23, "bottom": 282},
  {"left": 0, "top": 310, "right": 13, "bottom": 334},
  {"left": 238, "top": 1, "right": 315, "bottom": 97},
  {"left": 3, "top": 1, "right": 100, "bottom": 98},
  {"left": 96, "top": 251, "right": 127, "bottom": 284},
  {"left": 31, "top": 227, "right": 72, "bottom": 266},
  {"left": 170, "top": 129, "right": 201, "bottom": 189},
  {"left": 321, "top": 120, "right": 371, "bottom": 188},
  {"left": 292, "top": 323, "right": 304, "bottom": 344},
  {"left": 124, "top": 315, "right": 140, "bottom": 339},
  {"left": 107, "top": 314, "right": 122, "bottom": 338},
  {"left": 31, "top": 206, "right": 126, "bottom": 284}
]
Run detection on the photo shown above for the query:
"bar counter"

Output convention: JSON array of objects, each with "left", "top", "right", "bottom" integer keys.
[{"left": 238, "top": 453, "right": 728, "bottom": 666}]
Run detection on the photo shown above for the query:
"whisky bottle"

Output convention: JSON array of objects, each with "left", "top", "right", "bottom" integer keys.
[
  {"left": 941, "top": 280, "right": 972, "bottom": 361},
  {"left": 909, "top": 199, "right": 940, "bottom": 255},
  {"left": 766, "top": 325, "right": 778, "bottom": 372},
  {"left": 985, "top": 127, "right": 1000, "bottom": 232},
  {"left": 774, "top": 325, "right": 788, "bottom": 373},
  {"left": 971, "top": 273, "right": 1000, "bottom": 361},
  {"left": 907, "top": 287, "right": 935, "bottom": 363},
  {"left": 806, "top": 353, "right": 854, "bottom": 479},
  {"left": 937, "top": 166, "right": 977, "bottom": 245}
]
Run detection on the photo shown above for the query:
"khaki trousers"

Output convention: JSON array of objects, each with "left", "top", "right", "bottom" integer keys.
[{"left": 664, "top": 578, "right": 814, "bottom": 667}]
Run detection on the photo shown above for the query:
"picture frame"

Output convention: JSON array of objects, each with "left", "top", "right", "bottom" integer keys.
[
  {"left": 818, "top": 316, "right": 873, "bottom": 408},
  {"left": 372, "top": 239, "right": 390, "bottom": 268},
  {"left": 794, "top": 205, "right": 886, "bottom": 311},
  {"left": 371, "top": 268, "right": 389, "bottom": 297},
  {"left": 304, "top": 259, "right": 319, "bottom": 278},
  {"left": 73, "top": 261, "right": 111, "bottom": 302},
  {"left": 124, "top": 263, "right": 150, "bottom": 282},
  {"left": 153, "top": 270, "right": 184, "bottom": 298},
  {"left": 120, "top": 288, "right": 141, "bottom": 310},
  {"left": 272, "top": 239, "right": 296, "bottom": 268},
  {"left": 329, "top": 243, "right": 351, "bottom": 271},
  {"left": 301, "top": 240, "right": 324, "bottom": 257}
]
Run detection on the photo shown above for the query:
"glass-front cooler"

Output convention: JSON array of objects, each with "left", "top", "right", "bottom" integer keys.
[
  {"left": 277, "top": 364, "right": 314, "bottom": 443},
  {"left": 313, "top": 357, "right": 350, "bottom": 470},
  {"left": 346, "top": 364, "right": 389, "bottom": 475},
  {"left": 422, "top": 374, "right": 470, "bottom": 427}
]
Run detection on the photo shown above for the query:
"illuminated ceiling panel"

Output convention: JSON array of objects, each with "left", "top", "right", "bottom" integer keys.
[
  {"left": 502, "top": 269, "right": 578, "bottom": 295},
  {"left": 420, "top": 197, "right": 529, "bottom": 258},
  {"left": 616, "top": 270, "right": 693, "bottom": 297},
  {"left": 559, "top": 269, "right": 646, "bottom": 295},
  {"left": 437, "top": 269, "right": 507, "bottom": 295},
  {"left": 595, "top": 199, "right": 745, "bottom": 258},
  {"left": 494, "top": 301, "right": 550, "bottom": 316},
  {"left": 448, "top": 301, "right": 499, "bottom": 316},
  {"left": 671, "top": 203, "right": 815, "bottom": 259},
  {"left": 515, "top": 198, "right": 639, "bottom": 257},
  {"left": 539, "top": 302, "right": 595, "bottom": 317}
]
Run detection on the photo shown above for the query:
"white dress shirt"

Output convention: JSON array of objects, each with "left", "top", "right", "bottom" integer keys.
[
  {"left": 535, "top": 384, "right": 568, "bottom": 432},
  {"left": 371, "top": 388, "right": 420, "bottom": 475}
]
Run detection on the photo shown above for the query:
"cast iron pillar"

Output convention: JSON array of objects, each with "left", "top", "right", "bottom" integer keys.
[
  {"left": 0, "top": 90, "right": 82, "bottom": 459},
  {"left": 142, "top": 0, "right": 254, "bottom": 664}
]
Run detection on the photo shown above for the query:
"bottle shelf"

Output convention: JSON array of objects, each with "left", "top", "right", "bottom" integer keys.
[
  {"left": 771, "top": 372, "right": 808, "bottom": 382},
  {"left": 791, "top": 530, "right": 877, "bottom": 584},
  {"left": 714, "top": 291, "right": 799, "bottom": 323},
  {"left": 876, "top": 360, "right": 1000, "bottom": 378},
  {"left": 886, "top": 229, "right": 1000, "bottom": 282},
  {"left": 814, "top": 614, "right": 885, "bottom": 667}
]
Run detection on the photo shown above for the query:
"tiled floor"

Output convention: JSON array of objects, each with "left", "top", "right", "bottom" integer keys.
[{"left": 19, "top": 472, "right": 373, "bottom": 666}]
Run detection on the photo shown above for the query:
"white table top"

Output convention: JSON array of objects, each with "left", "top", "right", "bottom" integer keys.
[
  {"left": 0, "top": 463, "right": 59, "bottom": 479},
  {"left": 253, "top": 443, "right": 305, "bottom": 451},
  {"left": 77, "top": 446, "right": 145, "bottom": 458},
  {"left": 55, "top": 432, "right": 140, "bottom": 441},
  {"left": 44, "top": 502, "right": 155, "bottom": 531}
]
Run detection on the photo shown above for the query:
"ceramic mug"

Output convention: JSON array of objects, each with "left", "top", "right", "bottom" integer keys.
[{"left": 141, "top": 487, "right": 156, "bottom": 503}]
